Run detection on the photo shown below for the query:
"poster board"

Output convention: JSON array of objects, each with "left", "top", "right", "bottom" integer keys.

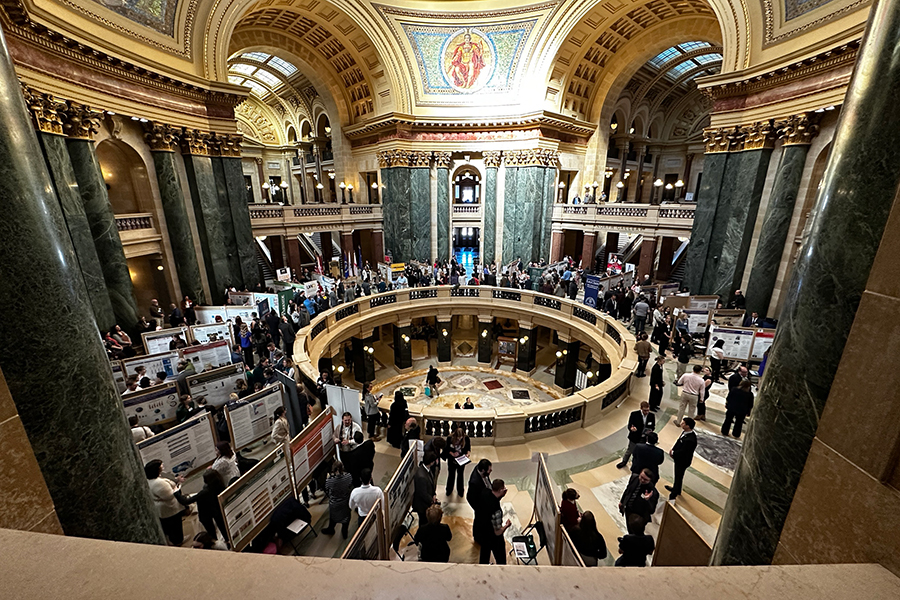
[
  {"left": 136, "top": 411, "right": 217, "bottom": 478},
  {"left": 110, "top": 360, "right": 127, "bottom": 393},
  {"left": 384, "top": 444, "right": 418, "bottom": 546},
  {"left": 226, "top": 384, "right": 286, "bottom": 451},
  {"left": 194, "top": 306, "right": 228, "bottom": 325},
  {"left": 218, "top": 445, "right": 294, "bottom": 552},
  {"left": 707, "top": 326, "right": 755, "bottom": 361},
  {"left": 342, "top": 498, "right": 386, "bottom": 560},
  {"left": 325, "top": 384, "right": 362, "bottom": 436},
  {"left": 606, "top": 253, "right": 623, "bottom": 275},
  {"left": 659, "top": 282, "right": 680, "bottom": 297},
  {"left": 559, "top": 526, "right": 587, "bottom": 567},
  {"left": 533, "top": 454, "right": 561, "bottom": 565},
  {"left": 225, "top": 306, "right": 256, "bottom": 322},
  {"left": 123, "top": 382, "right": 181, "bottom": 426},
  {"left": 228, "top": 291, "right": 255, "bottom": 306},
  {"left": 688, "top": 296, "right": 719, "bottom": 311},
  {"left": 276, "top": 267, "right": 291, "bottom": 282},
  {"left": 191, "top": 322, "right": 233, "bottom": 346},
  {"left": 187, "top": 363, "right": 246, "bottom": 408},
  {"left": 710, "top": 309, "right": 746, "bottom": 328},
  {"left": 652, "top": 501, "right": 712, "bottom": 566},
  {"left": 683, "top": 309, "right": 710, "bottom": 335},
  {"left": 142, "top": 326, "right": 191, "bottom": 355},
  {"left": 303, "top": 280, "right": 320, "bottom": 298},
  {"left": 277, "top": 290, "right": 294, "bottom": 318},
  {"left": 583, "top": 274, "right": 601, "bottom": 308},
  {"left": 256, "top": 293, "right": 280, "bottom": 315},
  {"left": 122, "top": 351, "right": 180, "bottom": 380},
  {"left": 289, "top": 409, "right": 336, "bottom": 494},
  {"left": 181, "top": 340, "right": 233, "bottom": 372},
  {"left": 274, "top": 369, "right": 304, "bottom": 437},
  {"left": 750, "top": 328, "right": 776, "bottom": 361}
]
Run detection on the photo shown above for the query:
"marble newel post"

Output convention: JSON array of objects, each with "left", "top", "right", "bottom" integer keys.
[
  {"left": 62, "top": 103, "right": 140, "bottom": 330},
  {"left": 23, "top": 86, "right": 115, "bottom": 331},
  {"left": 482, "top": 151, "right": 501, "bottom": 264},
  {"left": 744, "top": 115, "right": 819, "bottom": 318},
  {"left": 0, "top": 27, "right": 163, "bottom": 544},
  {"left": 711, "top": 0, "right": 900, "bottom": 566},
  {"left": 434, "top": 151, "right": 451, "bottom": 263},
  {"left": 143, "top": 123, "right": 205, "bottom": 302}
]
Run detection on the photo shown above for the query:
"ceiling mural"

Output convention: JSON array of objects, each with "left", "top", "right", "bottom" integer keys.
[
  {"left": 784, "top": 0, "right": 837, "bottom": 20},
  {"left": 91, "top": 0, "right": 179, "bottom": 36}
]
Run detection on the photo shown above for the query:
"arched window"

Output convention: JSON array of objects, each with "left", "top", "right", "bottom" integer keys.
[{"left": 453, "top": 168, "right": 481, "bottom": 204}]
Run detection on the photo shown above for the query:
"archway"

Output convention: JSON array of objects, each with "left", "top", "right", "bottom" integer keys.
[{"left": 96, "top": 139, "right": 154, "bottom": 215}]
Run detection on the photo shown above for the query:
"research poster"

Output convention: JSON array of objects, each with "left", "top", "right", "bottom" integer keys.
[
  {"left": 225, "top": 306, "right": 256, "bottom": 322},
  {"left": 289, "top": 410, "right": 335, "bottom": 492},
  {"left": 182, "top": 340, "right": 232, "bottom": 372},
  {"left": 122, "top": 351, "right": 180, "bottom": 380},
  {"left": 710, "top": 309, "right": 746, "bottom": 328},
  {"left": 683, "top": 309, "right": 710, "bottom": 335},
  {"left": 188, "top": 363, "right": 246, "bottom": 408},
  {"left": 228, "top": 291, "right": 255, "bottom": 306},
  {"left": 342, "top": 498, "right": 384, "bottom": 560},
  {"left": 194, "top": 306, "right": 228, "bottom": 325},
  {"left": 191, "top": 322, "right": 233, "bottom": 346},
  {"left": 385, "top": 445, "right": 418, "bottom": 543},
  {"left": 255, "top": 293, "right": 280, "bottom": 315},
  {"left": 143, "top": 326, "right": 191, "bottom": 355},
  {"left": 534, "top": 454, "right": 561, "bottom": 565},
  {"left": 688, "top": 296, "right": 719, "bottom": 311},
  {"left": 227, "top": 385, "right": 285, "bottom": 450},
  {"left": 110, "top": 360, "right": 127, "bottom": 393},
  {"left": 707, "top": 326, "right": 755, "bottom": 361},
  {"left": 123, "top": 382, "right": 181, "bottom": 425},
  {"left": 750, "top": 329, "right": 776, "bottom": 360},
  {"left": 136, "top": 412, "right": 217, "bottom": 479}
]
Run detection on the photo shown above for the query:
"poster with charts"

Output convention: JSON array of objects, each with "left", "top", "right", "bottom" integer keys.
[
  {"left": 559, "top": 526, "right": 587, "bottom": 567},
  {"left": 683, "top": 310, "right": 710, "bottom": 335},
  {"left": 123, "top": 382, "right": 180, "bottom": 425},
  {"left": 188, "top": 363, "right": 246, "bottom": 408},
  {"left": 110, "top": 360, "right": 126, "bottom": 393},
  {"left": 707, "top": 326, "right": 755, "bottom": 361},
  {"left": 533, "top": 453, "right": 561, "bottom": 565},
  {"left": 750, "top": 329, "right": 776, "bottom": 361},
  {"left": 289, "top": 409, "right": 335, "bottom": 492},
  {"left": 122, "top": 351, "right": 180, "bottom": 380},
  {"left": 228, "top": 292, "right": 254, "bottom": 306},
  {"left": 191, "top": 321, "right": 233, "bottom": 346},
  {"left": 136, "top": 412, "right": 217, "bottom": 479},
  {"left": 219, "top": 446, "right": 293, "bottom": 552},
  {"left": 227, "top": 385, "right": 285, "bottom": 451},
  {"left": 181, "top": 340, "right": 232, "bottom": 372},
  {"left": 142, "top": 326, "right": 191, "bottom": 354},
  {"left": 194, "top": 306, "right": 228, "bottom": 324},
  {"left": 385, "top": 444, "right": 418, "bottom": 544},
  {"left": 688, "top": 296, "right": 719, "bottom": 311}
]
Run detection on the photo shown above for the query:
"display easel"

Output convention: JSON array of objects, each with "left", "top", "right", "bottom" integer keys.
[{"left": 496, "top": 336, "right": 518, "bottom": 371}]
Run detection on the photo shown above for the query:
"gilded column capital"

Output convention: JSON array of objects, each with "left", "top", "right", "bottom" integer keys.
[
  {"left": 535, "top": 148, "right": 560, "bottom": 167},
  {"left": 740, "top": 120, "right": 777, "bottom": 151},
  {"left": 181, "top": 128, "right": 211, "bottom": 156},
  {"left": 776, "top": 113, "right": 820, "bottom": 146},
  {"left": 433, "top": 151, "right": 452, "bottom": 169},
  {"left": 60, "top": 102, "right": 102, "bottom": 140},
  {"left": 408, "top": 150, "right": 432, "bottom": 167},
  {"left": 376, "top": 149, "right": 410, "bottom": 168},
  {"left": 207, "top": 133, "right": 242, "bottom": 157},
  {"left": 142, "top": 122, "right": 181, "bottom": 152},
  {"left": 504, "top": 149, "right": 557, "bottom": 167},
  {"left": 21, "top": 83, "right": 66, "bottom": 135},
  {"left": 703, "top": 126, "right": 743, "bottom": 154},
  {"left": 483, "top": 150, "right": 502, "bottom": 168}
]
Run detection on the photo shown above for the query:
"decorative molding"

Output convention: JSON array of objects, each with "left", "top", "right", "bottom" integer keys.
[
  {"left": 483, "top": 151, "right": 502, "bottom": 168},
  {"left": 776, "top": 113, "right": 821, "bottom": 146},
  {"left": 433, "top": 151, "right": 452, "bottom": 169},
  {"left": 142, "top": 122, "right": 180, "bottom": 152},
  {"left": 21, "top": 83, "right": 65, "bottom": 135},
  {"left": 180, "top": 129, "right": 210, "bottom": 156},
  {"left": 703, "top": 126, "right": 744, "bottom": 154},
  {"left": 503, "top": 148, "right": 558, "bottom": 167},
  {"left": 409, "top": 150, "right": 432, "bottom": 167},
  {"left": 764, "top": 0, "right": 870, "bottom": 46},
  {"left": 377, "top": 149, "right": 410, "bottom": 168},
  {"left": 60, "top": 101, "right": 102, "bottom": 140},
  {"left": 212, "top": 133, "right": 243, "bottom": 157},
  {"left": 740, "top": 120, "right": 777, "bottom": 151}
]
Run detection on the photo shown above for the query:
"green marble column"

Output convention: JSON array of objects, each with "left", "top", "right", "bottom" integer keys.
[
  {"left": 435, "top": 152, "right": 451, "bottom": 264},
  {"left": 711, "top": 0, "right": 900, "bottom": 566},
  {"left": 30, "top": 99, "right": 114, "bottom": 331},
  {"left": 682, "top": 147, "right": 730, "bottom": 292},
  {"left": 64, "top": 109, "right": 139, "bottom": 331},
  {"left": 393, "top": 324, "right": 412, "bottom": 370},
  {"left": 145, "top": 124, "right": 204, "bottom": 302},
  {"left": 482, "top": 151, "right": 500, "bottom": 264},
  {"left": 378, "top": 150, "right": 413, "bottom": 263},
  {"left": 437, "top": 320, "right": 452, "bottom": 363},
  {"left": 410, "top": 156, "right": 432, "bottom": 262},
  {"left": 220, "top": 151, "right": 260, "bottom": 290},
  {"left": 514, "top": 165, "right": 537, "bottom": 263},
  {"left": 538, "top": 164, "right": 557, "bottom": 263},
  {"left": 745, "top": 120, "right": 817, "bottom": 318},
  {"left": 210, "top": 153, "right": 244, "bottom": 291},
  {"left": 501, "top": 163, "right": 519, "bottom": 263},
  {"left": 0, "top": 33, "right": 163, "bottom": 544}
]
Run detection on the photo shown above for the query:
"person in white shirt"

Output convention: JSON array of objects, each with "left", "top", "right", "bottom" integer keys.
[
  {"left": 348, "top": 468, "right": 385, "bottom": 524},
  {"left": 129, "top": 416, "right": 153, "bottom": 443},
  {"left": 211, "top": 441, "right": 241, "bottom": 484},
  {"left": 144, "top": 459, "right": 187, "bottom": 545},
  {"left": 334, "top": 412, "right": 363, "bottom": 452},
  {"left": 122, "top": 375, "right": 141, "bottom": 395},
  {"left": 270, "top": 406, "right": 290, "bottom": 446},
  {"left": 674, "top": 365, "right": 706, "bottom": 426},
  {"left": 396, "top": 274, "right": 408, "bottom": 289}
]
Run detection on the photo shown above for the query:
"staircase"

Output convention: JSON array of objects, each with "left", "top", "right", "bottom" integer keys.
[
  {"left": 666, "top": 239, "right": 690, "bottom": 284},
  {"left": 255, "top": 240, "right": 275, "bottom": 283}
]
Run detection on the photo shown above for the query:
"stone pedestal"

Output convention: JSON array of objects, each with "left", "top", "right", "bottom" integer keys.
[
  {"left": 436, "top": 321, "right": 452, "bottom": 363},
  {"left": 0, "top": 28, "right": 163, "bottom": 544},
  {"left": 393, "top": 324, "right": 413, "bottom": 371},
  {"left": 352, "top": 336, "right": 375, "bottom": 384},
  {"left": 516, "top": 325, "right": 537, "bottom": 374}
]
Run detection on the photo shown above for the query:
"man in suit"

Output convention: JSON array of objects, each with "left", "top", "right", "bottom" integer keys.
[
  {"left": 466, "top": 458, "right": 492, "bottom": 511},
  {"left": 616, "top": 401, "right": 656, "bottom": 469},
  {"left": 743, "top": 311, "right": 762, "bottom": 328},
  {"left": 413, "top": 451, "right": 439, "bottom": 528},
  {"left": 666, "top": 418, "right": 697, "bottom": 500},
  {"left": 619, "top": 468, "right": 660, "bottom": 527},
  {"left": 728, "top": 366, "right": 750, "bottom": 391},
  {"left": 630, "top": 431, "right": 664, "bottom": 482},
  {"left": 648, "top": 356, "right": 665, "bottom": 412}
]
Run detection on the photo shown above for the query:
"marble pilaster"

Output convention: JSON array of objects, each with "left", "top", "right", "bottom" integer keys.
[
  {"left": 436, "top": 321, "right": 452, "bottom": 363},
  {"left": 515, "top": 166, "right": 537, "bottom": 263},
  {"left": 393, "top": 324, "right": 413, "bottom": 370},
  {"left": 64, "top": 114, "right": 139, "bottom": 330},
  {"left": 538, "top": 165, "right": 557, "bottom": 262},
  {"left": 711, "top": 0, "right": 900, "bottom": 566},
  {"left": 435, "top": 152, "right": 451, "bottom": 264},
  {"left": 501, "top": 165, "right": 518, "bottom": 263},
  {"left": 378, "top": 150, "right": 412, "bottom": 263},
  {"left": 217, "top": 153, "right": 258, "bottom": 290},
  {"left": 482, "top": 151, "right": 500, "bottom": 264},
  {"left": 0, "top": 29, "right": 163, "bottom": 544},
  {"left": 550, "top": 230, "right": 564, "bottom": 263},
  {"left": 410, "top": 160, "right": 432, "bottom": 262},
  {"left": 682, "top": 149, "right": 729, "bottom": 292}
]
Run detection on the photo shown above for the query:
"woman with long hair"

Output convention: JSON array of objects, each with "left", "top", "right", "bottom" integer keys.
[
  {"left": 144, "top": 459, "right": 188, "bottom": 546},
  {"left": 321, "top": 460, "right": 353, "bottom": 539},
  {"left": 211, "top": 441, "right": 241, "bottom": 484},
  {"left": 444, "top": 426, "right": 471, "bottom": 497},
  {"left": 570, "top": 511, "right": 608, "bottom": 566},
  {"left": 181, "top": 469, "right": 228, "bottom": 543}
]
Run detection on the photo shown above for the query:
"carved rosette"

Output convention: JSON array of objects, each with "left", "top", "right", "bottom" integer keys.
[
  {"left": 433, "top": 151, "right": 452, "bottom": 169},
  {"left": 60, "top": 102, "right": 102, "bottom": 140},
  {"left": 483, "top": 150, "right": 502, "bottom": 168},
  {"left": 376, "top": 149, "right": 410, "bottom": 168},
  {"left": 408, "top": 150, "right": 432, "bottom": 168},
  {"left": 740, "top": 120, "right": 776, "bottom": 151},
  {"left": 142, "top": 122, "right": 181, "bottom": 152},
  {"left": 703, "top": 126, "right": 743, "bottom": 154},
  {"left": 181, "top": 128, "right": 210, "bottom": 156},
  {"left": 21, "top": 84, "right": 66, "bottom": 135},
  {"left": 776, "top": 113, "right": 820, "bottom": 146}
]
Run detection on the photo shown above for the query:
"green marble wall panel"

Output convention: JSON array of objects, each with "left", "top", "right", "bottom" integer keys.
[
  {"left": 501, "top": 167, "right": 518, "bottom": 263},
  {"left": 704, "top": 148, "right": 773, "bottom": 297},
  {"left": 210, "top": 157, "right": 243, "bottom": 291},
  {"left": 150, "top": 151, "right": 204, "bottom": 301},
  {"left": 436, "top": 167, "right": 450, "bottom": 263},
  {"left": 745, "top": 145, "right": 810, "bottom": 317},
  {"left": 539, "top": 167, "right": 556, "bottom": 263},
  {"left": 682, "top": 152, "right": 728, "bottom": 292},
  {"left": 221, "top": 157, "right": 259, "bottom": 290},
  {"left": 0, "top": 27, "right": 164, "bottom": 543},
  {"left": 699, "top": 152, "right": 747, "bottom": 294},
  {"left": 514, "top": 167, "right": 537, "bottom": 263},
  {"left": 381, "top": 167, "right": 413, "bottom": 263},
  {"left": 410, "top": 167, "right": 431, "bottom": 262},
  {"left": 483, "top": 167, "right": 498, "bottom": 263},
  {"left": 39, "top": 132, "right": 114, "bottom": 331},
  {"left": 66, "top": 138, "right": 139, "bottom": 330}
]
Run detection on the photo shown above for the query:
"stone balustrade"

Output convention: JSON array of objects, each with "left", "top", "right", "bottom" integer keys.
[
  {"left": 551, "top": 203, "right": 695, "bottom": 236},
  {"left": 248, "top": 203, "right": 383, "bottom": 236}
]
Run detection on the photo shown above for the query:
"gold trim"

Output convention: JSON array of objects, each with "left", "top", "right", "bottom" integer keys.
[
  {"left": 180, "top": 129, "right": 210, "bottom": 156},
  {"left": 776, "top": 113, "right": 820, "bottom": 146},
  {"left": 433, "top": 151, "right": 452, "bottom": 169},
  {"left": 483, "top": 151, "right": 502, "bottom": 168},
  {"left": 740, "top": 120, "right": 776, "bottom": 151},
  {"left": 142, "top": 122, "right": 180, "bottom": 152},
  {"left": 21, "top": 82, "right": 65, "bottom": 135},
  {"left": 60, "top": 101, "right": 102, "bottom": 140}
]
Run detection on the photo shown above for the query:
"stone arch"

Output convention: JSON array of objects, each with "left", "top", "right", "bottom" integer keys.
[
  {"left": 286, "top": 125, "right": 297, "bottom": 143},
  {"left": 299, "top": 119, "right": 312, "bottom": 141},
  {"left": 95, "top": 138, "right": 155, "bottom": 215}
]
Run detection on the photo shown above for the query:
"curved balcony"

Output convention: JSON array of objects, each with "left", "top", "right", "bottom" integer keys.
[
  {"left": 552, "top": 203, "right": 695, "bottom": 237},
  {"left": 293, "top": 286, "right": 637, "bottom": 446},
  {"left": 114, "top": 212, "right": 162, "bottom": 258}
]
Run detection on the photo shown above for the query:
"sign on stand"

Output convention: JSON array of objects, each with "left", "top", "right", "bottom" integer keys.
[
  {"left": 583, "top": 275, "right": 601, "bottom": 308},
  {"left": 384, "top": 445, "right": 418, "bottom": 548},
  {"left": 136, "top": 412, "right": 217, "bottom": 479},
  {"left": 187, "top": 363, "right": 247, "bottom": 408},
  {"left": 123, "top": 382, "right": 180, "bottom": 425},
  {"left": 707, "top": 326, "right": 755, "bottom": 361},
  {"left": 750, "top": 328, "right": 776, "bottom": 361},
  {"left": 226, "top": 385, "right": 286, "bottom": 451}
]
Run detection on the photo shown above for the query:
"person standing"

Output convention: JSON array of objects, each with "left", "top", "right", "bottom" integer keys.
[
  {"left": 615, "top": 515, "right": 655, "bottom": 567},
  {"left": 569, "top": 511, "right": 607, "bottom": 567},
  {"left": 474, "top": 479, "right": 511, "bottom": 564},
  {"left": 322, "top": 460, "right": 353, "bottom": 539},
  {"left": 129, "top": 416, "right": 153, "bottom": 444},
  {"left": 665, "top": 418, "right": 697, "bottom": 500},
  {"left": 709, "top": 339, "right": 726, "bottom": 382},
  {"left": 333, "top": 412, "right": 363, "bottom": 454},
  {"left": 675, "top": 333, "right": 693, "bottom": 378},
  {"left": 211, "top": 442, "right": 241, "bottom": 485},
  {"left": 348, "top": 468, "right": 384, "bottom": 526},
  {"left": 270, "top": 406, "right": 290, "bottom": 446},
  {"left": 414, "top": 505, "right": 453, "bottom": 563},
  {"left": 722, "top": 379, "right": 754, "bottom": 438},
  {"left": 618, "top": 468, "right": 659, "bottom": 527},
  {"left": 426, "top": 365, "right": 441, "bottom": 397},
  {"left": 413, "top": 451, "right": 439, "bottom": 529},
  {"left": 466, "top": 459, "right": 492, "bottom": 511},
  {"left": 362, "top": 383, "right": 383, "bottom": 441},
  {"left": 648, "top": 356, "right": 665, "bottom": 412},
  {"left": 634, "top": 333, "right": 652, "bottom": 377},
  {"left": 180, "top": 470, "right": 228, "bottom": 543},
  {"left": 632, "top": 297, "right": 650, "bottom": 334},
  {"left": 674, "top": 365, "right": 705, "bottom": 426},
  {"left": 144, "top": 459, "right": 188, "bottom": 546},
  {"left": 728, "top": 366, "right": 750, "bottom": 391},
  {"left": 616, "top": 401, "right": 655, "bottom": 469},
  {"left": 444, "top": 427, "right": 471, "bottom": 497},
  {"left": 560, "top": 488, "right": 581, "bottom": 530},
  {"left": 279, "top": 315, "right": 296, "bottom": 359},
  {"left": 387, "top": 390, "right": 410, "bottom": 449}
]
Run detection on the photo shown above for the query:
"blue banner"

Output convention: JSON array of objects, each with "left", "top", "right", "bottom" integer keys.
[{"left": 583, "top": 274, "right": 601, "bottom": 308}]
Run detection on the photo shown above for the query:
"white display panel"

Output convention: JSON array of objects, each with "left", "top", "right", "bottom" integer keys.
[
  {"left": 142, "top": 326, "right": 191, "bottom": 354},
  {"left": 191, "top": 321, "right": 233, "bottom": 345},
  {"left": 227, "top": 385, "right": 285, "bottom": 451},
  {"left": 136, "top": 412, "right": 217, "bottom": 478},
  {"left": 122, "top": 351, "right": 180, "bottom": 380},
  {"left": 123, "top": 382, "right": 180, "bottom": 425},
  {"left": 181, "top": 340, "right": 232, "bottom": 372},
  {"left": 187, "top": 364, "right": 247, "bottom": 408},
  {"left": 707, "top": 326, "right": 755, "bottom": 361}
]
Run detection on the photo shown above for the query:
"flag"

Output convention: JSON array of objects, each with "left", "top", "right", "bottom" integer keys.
[
  {"left": 316, "top": 255, "right": 323, "bottom": 275},
  {"left": 344, "top": 252, "right": 350, "bottom": 278},
  {"left": 352, "top": 249, "right": 359, "bottom": 278}
]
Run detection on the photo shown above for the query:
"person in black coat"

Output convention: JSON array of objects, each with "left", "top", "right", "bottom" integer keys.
[
  {"left": 648, "top": 356, "right": 665, "bottom": 412},
  {"left": 615, "top": 515, "right": 655, "bottom": 567},
  {"left": 444, "top": 427, "right": 471, "bottom": 496},
  {"left": 466, "top": 458, "right": 492, "bottom": 511},
  {"left": 665, "top": 418, "right": 697, "bottom": 500},
  {"left": 279, "top": 316, "right": 296, "bottom": 358},
  {"left": 400, "top": 418, "right": 421, "bottom": 458},
  {"left": 412, "top": 452, "right": 438, "bottom": 528},
  {"left": 616, "top": 401, "right": 655, "bottom": 469},
  {"left": 728, "top": 366, "right": 750, "bottom": 391},
  {"left": 387, "top": 391, "right": 409, "bottom": 449},
  {"left": 180, "top": 469, "right": 228, "bottom": 542},
  {"left": 722, "top": 379, "right": 754, "bottom": 438},
  {"left": 413, "top": 505, "right": 452, "bottom": 562},
  {"left": 618, "top": 469, "right": 659, "bottom": 527},
  {"left": 630, "top": 432, "right": 664, "bottom": 481}
]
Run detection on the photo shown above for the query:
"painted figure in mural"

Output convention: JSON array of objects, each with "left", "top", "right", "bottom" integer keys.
[{"left": 446, "top": 33, "right": 485, "bottom": 89}]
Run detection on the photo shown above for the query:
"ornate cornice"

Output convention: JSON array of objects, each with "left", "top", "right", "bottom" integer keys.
[
  {"left": 142, "top": 122, "right": 181, "bottom": 152},
  {"left": 703, "top": 126, "right": 744, "bottom": 154},
  {"left": 409, "top": 150, "right": 432, "bottom": 168},
  {"left": 776, "top": 113, "right": 820, "bottom": 146},
  {"left": 377, "top": 149, "right": 410, "bottom": 168},
  {"left": 740, "top": 120, "right": 777, "bottom": 151},
  {"left": 21, "top": 83, "right": 65, "bottom": 135},
  {"left": 60, "top": 101, "right": 102, "bottom": 140},
  {"left": 483, "top": 151, "right": 502, "bottom": 168},
  {"left": 180, "top": 129, "right": 211, "bottom": 156},
  {"left": 503, "top": 149, "right": 559, "bottom": 167},
  {"left": 433, "top": 151, "right": 452, "bottom": 169}
]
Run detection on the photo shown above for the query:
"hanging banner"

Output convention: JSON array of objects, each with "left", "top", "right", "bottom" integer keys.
[
  {"left": 342, "top": 497, "right": 386, "bottom": 560},
  {"left": 123, "top": 382, "right": 180, "bottom": 425},
  {"left": 683, "top": 309, "right": 711, "bottom": 335},
  {"left": 277, "top": 290, "right": 294, "bottom": 317},
  {"left": 582, "top": 274, "right": 601, "bottom": 308},
  {"left": 187, "top": 363, "right": 247, "bottom": 408},
  {"left": 122, "top": 351, "right": 180, "bottom": 380},
  {"left": 384, "top": 445, "right": 418, "bottom": 547},
  {"left": 289, "top": 409, "right": 336, "bottom": 493},
  {"left": 194, "top": 306, "right": 228, "bottom": 324},
  {"left": 181, "top": 340, "right": 233, "bottom": 372},
  {"left": 191, "top": 321, "right": 233, "bottom": 346},
  {"left": 136, "top": 412, "right": 217, "bottom": 479},
  {"left": 606, "top": 253, "right": 623, "bottom": 275},
  {"left": 226, "top": 385, "right": 286, "bottom": 451},
  {"left": 707, "top": 326, "right": 755, "bottom": 361},
  {"left": 750, "top": 328, "right": 776, "bottom": 361},
  {"left": 142, "top": 326, "right": 191, "bottom": 354},
  {"left": 533, "top": 453, "right": 561, "bottom": 565}
]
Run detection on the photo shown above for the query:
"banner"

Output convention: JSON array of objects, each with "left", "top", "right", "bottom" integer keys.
[
  {"left": 606, "top": 253, "right": 623, "bottom": 275},
  {"left": 385, "top": 444, "right": 418, "bottom": 545},
  {"left": 277, "top": 267, "right": 291, "bottom": 282},
  {"left": 123, "top": 382, "right": 180, "bottom": 425},
  {"left": 122, "top": 351, "right": 179, "bottom": 380},
  {"left": 289, "top": 409, "right": 336, "bottom": 493},
  {"left": 303, "top": 280, "right": 320, "bottom": 298},
  {"left": 559, "top": 526, "right": 587, "bottom": 567},
  {"left": 191, "top": 322, "right": 233, "bottom": 346},
  {"left": 194, "top": 306, "right": 228, "bottom": 325},
  {"left": 219, "top": 445, "right": 294, "bottom": 552},
  {"left": 228, "top": 291, "right": 254, "bottom": 306},
  {"left": 582, "top": 274, "right": 601, "bottom": 308},
  {"left": 683, "top": 309, "right": 710, "bottom": 335},
  {"left": 142, "top": 326, "right": 191, "bottom": 355},
  {"left": 533, "top": 453, "right": 561, "bottom": 565},
  {"left": 226, "top": 385, "right": 286, "bottom": 451},
  {"left": 750, "top": 328, "right": 776, "bottom": 361},
  {"left": 707, "top": 326, "right": 755, "bottom": 361},
  {"left": 277, "top": 290, "right": 294, "bottom": 318},
  {"left": 181, "top": 340, "right": 232, "bottom": 372},
  {"left": 136, "top": 412, "right": 217, "bottom": 478},
  {"left": 187, "top": 363, "right": 247, "bottom": 408},
  {"left": 342, "top": 498, "right": 386, "bottom": 560}
]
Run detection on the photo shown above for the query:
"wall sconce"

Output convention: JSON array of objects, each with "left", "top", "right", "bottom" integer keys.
[
  {"left": 401, "top": 334, "right": 410, "bottom": 343},
  {"left": 605, "top": 170, "right": 613, "bottom": 178},
  {"left": 324, "top": 125, "right": 332, "bottom": 134},
  {"left": 562, "top": 349, "right": 568, "bottom": 355},
  {"left": 586, "top": 371, "right": 594, "bottom": 379},
  {"left": 675, "top": 180, "right": 684, "bottom": 188},
  {"left": 316, "top": 183, "right": 324, "bottom": 189},
  {"left": 519, "top": 335, "right": 529, "bottom": 344},
  {"left": 262, "top": 182, "right": 270, "bottom": 190},
  {"left": 442, "top": 329, "right": 448, "bottom": 337},
  {"left": 367, "top": 346, "right": 375, "bottom": 354},
  {"left": 481, "top": 329, "right": 488, "bottom": 338},
  {"left": 371, "top": 182, "right": 378, "bottom": 189},
  {"left": 279, "top": 181, "right": 289, "bottom": 189},
  {"left": 328, "top": 171, "right": 335, "bottom": 180},
  {"left": 156, "top": 265, "right": 164, "bottom": 271},
  {"left": 337, "top": 365, "right": 345, "bottom": 373},
  {"left": 665, "top": 183, "right": 674, "bottom": 190},
  {"left": 347, "top": 184, "right": 353, "bottom": 191}
]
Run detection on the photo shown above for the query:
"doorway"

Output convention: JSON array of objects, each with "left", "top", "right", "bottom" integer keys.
[{"left": 452, "top": 226, "right": 480, "bottom": 278}]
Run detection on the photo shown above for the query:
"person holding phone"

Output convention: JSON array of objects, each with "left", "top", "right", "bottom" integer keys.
[{"left": 362, "top": 382, "right": 383, "bottom": 441}]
